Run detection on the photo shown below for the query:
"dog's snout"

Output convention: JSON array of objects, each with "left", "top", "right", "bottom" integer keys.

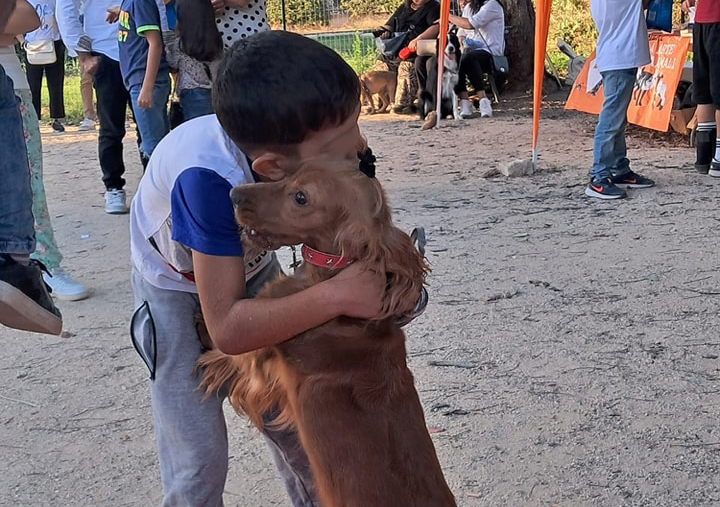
[{"left": 230, "top": 187, "right": 248, "bottom": 208}]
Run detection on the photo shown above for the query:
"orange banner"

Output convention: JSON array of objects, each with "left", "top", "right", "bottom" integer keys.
[{"left": 565, "top": 34, "right": 691, "bottom": 132}]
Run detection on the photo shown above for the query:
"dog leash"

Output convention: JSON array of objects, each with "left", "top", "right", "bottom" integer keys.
[{"left": 398, "top": 226, "right": 429, "bottom": 328}]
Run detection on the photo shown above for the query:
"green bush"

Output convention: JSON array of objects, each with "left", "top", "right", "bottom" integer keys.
[{"left": 343, "top": 0, "right": 397, "bottom": 18}]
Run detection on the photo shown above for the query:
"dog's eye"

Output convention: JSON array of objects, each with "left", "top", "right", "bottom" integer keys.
[{"left": 294, "top": 191, "right": 308, "bottom": 206}]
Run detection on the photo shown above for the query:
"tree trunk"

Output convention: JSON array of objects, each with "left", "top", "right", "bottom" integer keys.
[{"left": 501, "top": 0, "right": 535, "bottom": 91}]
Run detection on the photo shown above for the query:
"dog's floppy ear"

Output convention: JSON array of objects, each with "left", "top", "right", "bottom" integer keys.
[
  {"left": 339, "top": 181, "right": 428, "bottom": 320},
  {"left": 371, "top": 221, "right": 429, "bottom": 320}
]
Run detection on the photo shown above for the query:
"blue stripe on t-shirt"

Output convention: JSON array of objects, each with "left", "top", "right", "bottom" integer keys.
[{"left": 170, "top": 167, "right": 244, "bottom": 257}]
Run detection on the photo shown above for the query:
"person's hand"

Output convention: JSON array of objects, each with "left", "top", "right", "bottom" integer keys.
[
  {"left": 78, "top": 52, "right": 100, "bottom": 76},
  {"left": 106, "top": 6, "right": 120, "bottom": 23},
  {"left": 380, "top": 29, "right": 391, "bottom": 40},
  {"left": 137, "top": 86, "right": 153, "bottom": 108},
  {"left": 681, "top": 0, "right": 694, "bottom": 13},
  {"left": 326, "top": 262, "right": 386, "bottom": 320},
  {"left": 408, "top": 38, "right": 418, "bottom": 51},
  {"left": 211, "top": 0, "right": 226, "bottom": 15}
]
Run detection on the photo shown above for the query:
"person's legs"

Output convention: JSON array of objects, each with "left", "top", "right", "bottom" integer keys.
[
  {"left": 15, "top": 89, "right": 88, "bottom": 300},
  {"left": 79, "top": 65, "right": 97, "bottom": 128},
  {"left": 45, "top": 41, "right": 66, "bottom": 122},
  {"left": 131, "top": 256, "right": 317, "bottom": 507},
  {"left": 128, "top": 77, "right": 171, "bottom": 159},
  {"left": 591, "top": 69, "right": 636, "bottom": 181},
  {"left": 0, "top": 65, "right": 61, "bottom": 335},
  {"left": 414, "top": 55, "right": 431, "bottom": 97},
  {"left": 93, "top": 54, "right": 128, "bottom": 192},
  {"left": 24, "top": 60, "right": 43, "bottom": 119},
  {"left": 693, "top": 22, "right": 717, "bottom": 173},
  {"left": 459, "top": 49, "right": 493, "bottom": 117},
  {"left": 177, "top": 87, "right": 213, "bottom": 123},
  {"left": 131, "top": 270, "right": 228, "bottom": 507}
]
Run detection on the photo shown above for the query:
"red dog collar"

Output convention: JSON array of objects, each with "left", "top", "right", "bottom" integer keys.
[{"left": 301, "top": 245, "right": 354, "bottom": 269}]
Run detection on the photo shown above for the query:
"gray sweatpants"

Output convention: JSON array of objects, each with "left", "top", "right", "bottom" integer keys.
[{"left": 131, "top": 257, "right": 318, "bottom": 507}]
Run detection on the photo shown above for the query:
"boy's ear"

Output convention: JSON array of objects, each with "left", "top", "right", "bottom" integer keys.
[{"left": 251, "top": 153, "right": 289, "bottom": 182}]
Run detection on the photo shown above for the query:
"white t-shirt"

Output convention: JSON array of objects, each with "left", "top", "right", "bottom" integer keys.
[
  {"left": 25, "top": 0, "right": 61, "bottom": 43},
  {"left": 460, "top": 0, "right": 505, "bottom": 56},
  {"left": 0, "top": 46, "right": 30, "bottom": 90},
  {"left": 591, "top": 0, "right": 651, "bottom": 72},
  {"left": 130, "top": 114, "right": 272, "bottom": 292}
]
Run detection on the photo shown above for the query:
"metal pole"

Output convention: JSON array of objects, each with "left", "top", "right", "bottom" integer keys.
[{"left": 281, "top": 0, "right": 287, "bottom": 31}]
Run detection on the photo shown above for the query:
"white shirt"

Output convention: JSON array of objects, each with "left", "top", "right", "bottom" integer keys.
[
  {"left": 0, "top": 46, "right": 29, "bottom": 90},
  {"left": 460, "top": 0, "right": 505, "bottom": 56},
  {"left": 56, "top": 0, "right": 120, "bottom": 60},
  {"left": 130, "top": 114, "right": 272, "bottom": 292},
  {"left": 25, "top": 0, "right": 61, "bottom": 42},
  {"left": 591, "top": 0, "right": 651, "bottom": 72}
]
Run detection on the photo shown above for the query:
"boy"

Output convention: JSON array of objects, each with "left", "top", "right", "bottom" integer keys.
[
  {"left": 118, "top": 0, "right": 169, "bottom": 164},
  {"left": 585, "top": 0, "right": 656, "bottom": 200},
  {"left": 686, "top": 0, "right": 720, "bottom": 176},
  {"left": 130, "top": 31, "right": 392, "bottom": 506}
]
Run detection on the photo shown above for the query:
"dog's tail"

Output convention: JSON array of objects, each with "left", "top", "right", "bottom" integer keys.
[{"left": 196, "top": 348, "right": 293, "bottom": 430}]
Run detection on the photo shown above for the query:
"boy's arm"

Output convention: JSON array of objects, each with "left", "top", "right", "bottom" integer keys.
[
  {"left": 193, "top": 251, "right": 385, "bottom": 355},
  {"left": 137, "top": 29, "right": 163, "bottom": 108},
  {"left": 0, "top": 0, "right": 15, "bottom": 33}
]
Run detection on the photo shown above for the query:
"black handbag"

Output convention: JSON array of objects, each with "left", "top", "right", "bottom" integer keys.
[{"left": 379, "top": 26, "right": 414, "bottom": 59}]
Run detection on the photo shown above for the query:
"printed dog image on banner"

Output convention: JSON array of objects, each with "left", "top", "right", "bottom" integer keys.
[{"left": 565, "top": 33, "right": 690, "bottom": 132}]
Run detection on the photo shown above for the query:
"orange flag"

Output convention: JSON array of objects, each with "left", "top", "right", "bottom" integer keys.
[
  {"left": 434, "top": 0, "right": 452, "bottom": 127},
  {"left": 532, "top": 0, "right": 552, "bottom": 167}
]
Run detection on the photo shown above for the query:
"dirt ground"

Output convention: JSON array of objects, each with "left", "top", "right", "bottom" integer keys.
[{"left": 3, "top": 95, "right": 720, "bottom": 507}]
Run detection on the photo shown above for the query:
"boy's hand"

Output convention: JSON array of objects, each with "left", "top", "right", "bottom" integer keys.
[
  {"left": 326, "top": 262, "right": 386, "bottom": 320},
  {"left": 106, "top": 6, "right": 120, "bottom": 23},
  {"left": 78, "top": 52, "right": 100, "bottom": 76},
  {"left": 137, "top": 86, "right": 153, "bottom": 108}
]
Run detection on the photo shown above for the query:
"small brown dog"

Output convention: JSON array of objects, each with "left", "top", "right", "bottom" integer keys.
[
  {"left": 359, "top": 70, "right": 397, "bottom": 114},
  {"left": 198, "top": 157, "right": 456, "bottom": 507}
]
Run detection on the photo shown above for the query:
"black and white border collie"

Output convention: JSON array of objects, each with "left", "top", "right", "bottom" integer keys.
[{"left": 419, "top": 30, "right": 462, "bottom": 122}]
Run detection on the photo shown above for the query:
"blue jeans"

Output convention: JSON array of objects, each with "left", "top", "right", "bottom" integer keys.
[
  {"left": 129, "top": 77, "right": 171, "bottom": 159},
  {"left": 179, "top": 87, "right": 213, "bottom": 122},
  {"left": 591, "top": 68, "right": 637, "bottom": 180},
  {"left": 0, "top": 64, "right": 35, "bottom": 255}
]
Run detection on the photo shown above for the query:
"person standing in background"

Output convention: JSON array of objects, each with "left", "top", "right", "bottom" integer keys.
[
  {"left": 22, "top": 0, "right": 66, "bottom": 133},
  {"left": 683, "top": 0, "right": 720, "bottom": 176},
  {"left": 57, "top": 0, "right": 137, "bottom": 215},
  {"left": 584, "top": 0, "right": 656, "bottom": 199},
  {"left": 1, "top": 3, "right": 89, "bottom": 301},
  {"left": 0, "top": 0, "right": 64, "bottom": 335}
]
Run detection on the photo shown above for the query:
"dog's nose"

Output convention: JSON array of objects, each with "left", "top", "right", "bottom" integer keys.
[{"left": 230, "top": 187, "right": 248, "bottom": 208}]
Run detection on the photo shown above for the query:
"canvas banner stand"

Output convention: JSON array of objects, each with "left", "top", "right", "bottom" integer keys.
[{"left": 565, "top": 34, "right": 691, "bottom": 132}]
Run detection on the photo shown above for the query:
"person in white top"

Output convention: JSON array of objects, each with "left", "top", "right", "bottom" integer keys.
[
  {"left": 22, "top": 0, "right": 67, "bottom": 132},
  {"left": 585, "top": 0, "right": 656, "bottom": 199},
  {"left": 56, "top": 0, "right": 139, "bottom": 214},
  {"left": 448, "top": 0, "right": 504, "bottom": 118}
]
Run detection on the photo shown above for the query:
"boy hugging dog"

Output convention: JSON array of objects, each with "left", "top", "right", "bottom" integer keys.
[{"left": 129, "top": 31, "right": 411, "bottom": 506}]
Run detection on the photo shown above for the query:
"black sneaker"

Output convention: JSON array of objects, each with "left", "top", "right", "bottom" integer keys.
[
  {"left": 51, "top": 119, "right": 65, "bottom": 133},
  {"left": 709, "top": 160, "right": 720, "bottom": 178},
  {"left": 0, "top": 255, "right": 62, "bottom": 335},
  {"left": 611, "top": 170, "right": 655, "bottom": 189},
  {"left": 585, "top": 177, "right": 627, "bottom": 200}
]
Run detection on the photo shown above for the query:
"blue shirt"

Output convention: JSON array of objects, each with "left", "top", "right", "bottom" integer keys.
[{"left": 118, "top": 0, "right": 169, "bottom": 88}]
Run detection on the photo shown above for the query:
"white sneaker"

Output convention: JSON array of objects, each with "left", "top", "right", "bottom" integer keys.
[
  {"left": 77, "top": 118, "right": 96, "bottom": 131},
  {"left": 479, "top": 97, "right": 493, "bottom": 118},
  {"left": 460, "top": 99, "right": 474, "bottom": 118},
  {"left": 43, "top": 267, "right": 89, "bottom": 301},
  {"left": 104, "top": 188, "right": 128, "bottom": 214}
]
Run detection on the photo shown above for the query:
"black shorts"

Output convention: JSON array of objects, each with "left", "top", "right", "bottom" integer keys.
[{"left": 693, "top": 22, "right": 720, "bottom": 108}]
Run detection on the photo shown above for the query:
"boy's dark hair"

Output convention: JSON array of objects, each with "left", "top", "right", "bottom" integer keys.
[
  {"left": 176, "top": 0, "right": 223, "bottom": 62},
  {"left": 213, "top": 31, "right": 361, "bottom": 154}
]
